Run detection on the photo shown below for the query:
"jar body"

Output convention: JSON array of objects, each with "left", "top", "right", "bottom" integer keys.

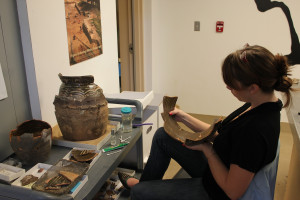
[
  {"left": 53, "top": 74, "right": 108, "bottom": 141},
  {"left": 121, "top": 107, "right": 132, "bottom": 133}
]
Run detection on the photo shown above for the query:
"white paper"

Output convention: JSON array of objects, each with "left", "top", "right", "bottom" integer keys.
[{"left": 0, "top": 63, "right": 8, "bottom": 100}]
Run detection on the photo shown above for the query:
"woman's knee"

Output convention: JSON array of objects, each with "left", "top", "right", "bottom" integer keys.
[
  {"left": 131, "top": 181, "right": 167, "bottom": 200},
  {"left": 153, "top": 127, "right": 169, "bottom": 142},
  {"left": 131, "top": 183, "right": 148, "bottom": 200}
]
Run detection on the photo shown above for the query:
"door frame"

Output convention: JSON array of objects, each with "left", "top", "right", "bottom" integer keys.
[
  {"left": 117, "top": 0, "right": 144, "bottom": 92},
  {"left": 132, "top": 0, "right": 144, "bottom": 91}
]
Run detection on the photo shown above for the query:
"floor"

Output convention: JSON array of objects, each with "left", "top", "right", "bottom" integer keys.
[{"left": 162, "top": 113, "right": 293, "bottom": 200}]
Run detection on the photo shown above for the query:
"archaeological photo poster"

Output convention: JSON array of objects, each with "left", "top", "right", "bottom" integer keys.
[{"left": 64, "top": 0, "right": 103, "bottom": 65}]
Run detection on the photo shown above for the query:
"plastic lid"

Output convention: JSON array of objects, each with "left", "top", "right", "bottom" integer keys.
[{"left": 121, "top": 107, "right": 132, "bottom": 114}]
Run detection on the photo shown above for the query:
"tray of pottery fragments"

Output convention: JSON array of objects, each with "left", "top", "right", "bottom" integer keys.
[
  {"left": 12, "top": 163, "right": 88, "bottom": 197},
  {"left": 63, "top": 147, "right": 101, "bottom": 170},
  {"left": 31, "top": 159, "right": 89, "bottom": 195},
  {"left": 12, "top": 163, "right": 52, "bottom": 188},
  {"left": 0, "top": 163, "right": 25, "bottom": 182}
]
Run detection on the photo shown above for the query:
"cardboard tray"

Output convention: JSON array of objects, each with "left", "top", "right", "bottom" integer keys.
[
  {"left": 62, "top": 147, "right": 102, "bottom": 171},
  {"left": 52, "top": 124, "right": 113, "bottom": 150},
  {"left": 12, "top": 163, "right": 88, "bottom": 197},
  {"left": 31, "top": 159, "right": 89, "bottom": 195},
  {"left": 0, "top": 163, "right": 25, "bottom": 182}
]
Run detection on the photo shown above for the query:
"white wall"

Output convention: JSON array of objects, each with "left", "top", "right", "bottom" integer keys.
[
  {"left": 144, "top": 0, "right": 300, "bottom": 121},
  {"left": 18, "top": 0, "right": 119, "bottom": 126}
]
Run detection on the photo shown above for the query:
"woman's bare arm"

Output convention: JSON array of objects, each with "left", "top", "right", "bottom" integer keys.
[
  {"left": 186, "top": 143, "right": 254, "bottom": 200},
  {"left": 169, "top": 107, "right": 210, "bottom": 132}
]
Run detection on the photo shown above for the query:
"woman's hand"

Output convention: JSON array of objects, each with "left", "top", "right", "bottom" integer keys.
[
  {"left": 168, "top": 107, "right": 187, "bottom": 122},
  {"left": 185, "top": 142, "right": 215, "bottom": 159},
  {"left": 169, "top": 108, "right": 212, "bottom": 132},
  {"left": 185, "top": 142, "right": 254, "bottom": 199}
]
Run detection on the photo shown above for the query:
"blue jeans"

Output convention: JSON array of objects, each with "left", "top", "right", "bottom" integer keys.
[{"left": 131, "top": 127, "right": 211, "bottom": 200}]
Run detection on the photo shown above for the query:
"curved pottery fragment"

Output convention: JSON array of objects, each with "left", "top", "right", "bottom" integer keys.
[
  {"left": 53, "top": 73, "right": 108, "bottom": 141},
  {"left": 162, "top": 96, "right": 222, "bottom": 146},
  {"left": 71, "top": 149, "right": 98, "bottom": 162}
]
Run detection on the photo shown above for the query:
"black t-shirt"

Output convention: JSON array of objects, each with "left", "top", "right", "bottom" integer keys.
[{"left": 203, "top": 100, "right": 282, "bottom": 200}]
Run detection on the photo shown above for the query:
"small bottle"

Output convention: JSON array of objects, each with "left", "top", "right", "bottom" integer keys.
[
  {"left": 110, "top": 129, "right": 117, "bottom": 146},
  {"left": 121, "top": 107, "right": 133, "bottom": 133}
]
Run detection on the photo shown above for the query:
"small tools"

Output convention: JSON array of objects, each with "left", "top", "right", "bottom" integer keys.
[{"left": 119, "top": 135, "right": 131, "bottom": 143}]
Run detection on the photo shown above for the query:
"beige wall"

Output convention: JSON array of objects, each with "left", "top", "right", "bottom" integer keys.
[
  {"left": 18, "top": 0, "right": 119, "bottom": 126},
  {"left": 144, "top": 0, "right": 300, "bottom": 122},
  {"left": 18, "top": 0, "right": 300, "bottom": 125}
]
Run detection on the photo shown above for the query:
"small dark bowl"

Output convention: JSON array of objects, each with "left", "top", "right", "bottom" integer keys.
[{"left": 9, "top": 120, "right": 52, "bottom": 165}]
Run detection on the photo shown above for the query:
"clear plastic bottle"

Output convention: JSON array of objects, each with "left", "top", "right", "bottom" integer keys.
[{"left": 121, "top": 107, "right": 132, "bottom": 133}]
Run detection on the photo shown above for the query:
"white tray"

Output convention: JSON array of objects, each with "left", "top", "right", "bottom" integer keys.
[
  {"left": 105, "top": 90, "right": 154, "bottom": 109},
  {"left": 63, "top": 147, "right": 102, "bottom": 171},
  {"left": 12, "top": 163, "right": 52, "bottom": 188},
  {"left": 69, "top": 175, "right": 88, "bottom": 198},
  {"left": 0, "top": 163, "right": 25, "bottom": 182}
]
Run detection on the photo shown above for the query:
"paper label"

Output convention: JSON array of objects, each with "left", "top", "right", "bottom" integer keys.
[{"left": 0, "top": 63, "right": 8, "bottom": 100}]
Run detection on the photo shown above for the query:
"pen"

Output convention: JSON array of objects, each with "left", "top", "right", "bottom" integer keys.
[
  {"left": 132, "top": 123, "right": 153, "bottom": 128},
  {"left": 102, "top": 143, "right": 128, "bottom": 153}
]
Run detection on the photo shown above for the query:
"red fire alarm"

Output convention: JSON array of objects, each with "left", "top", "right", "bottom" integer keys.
[{"left": 216, "top": 21, "right": 224, "bottom": 32}]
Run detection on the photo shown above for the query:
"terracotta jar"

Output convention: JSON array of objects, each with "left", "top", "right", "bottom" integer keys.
[
  {"left": 9, "top": 120, "right": 52, "bottom": 165},
  {"left": 53, "top": 73, "right": 108, "bottom": 141}
]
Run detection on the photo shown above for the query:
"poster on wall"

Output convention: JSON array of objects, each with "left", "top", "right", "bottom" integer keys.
[
  {"left": 64, "top": 0, "right": 103, "bottom": 66},
  {"left": 0, "top": 63, "right": 8, "bottom": 100}
]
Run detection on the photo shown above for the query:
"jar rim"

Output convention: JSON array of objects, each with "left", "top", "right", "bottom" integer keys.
[{"left": 58, "top": 73, "right": 94, "bottom": 84}]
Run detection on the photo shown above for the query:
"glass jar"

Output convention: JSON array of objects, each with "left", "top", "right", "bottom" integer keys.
[
  {"left": 110, "top": 129, "right": 117, "bottom": 146},
  {"left": 121, "top": 107, "right": 133, "bottom": 133}
]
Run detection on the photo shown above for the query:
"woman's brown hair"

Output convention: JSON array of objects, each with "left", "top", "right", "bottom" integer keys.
[{"left": 222, "top": 44, "right": 293, "bottom": 107}]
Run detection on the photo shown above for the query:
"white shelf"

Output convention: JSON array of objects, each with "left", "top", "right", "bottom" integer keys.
[{"left": 105, "top": 91, "right": 154, "bottom": 109}]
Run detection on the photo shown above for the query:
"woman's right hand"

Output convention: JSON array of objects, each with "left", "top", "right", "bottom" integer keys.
[
  {"left": 169, "top": 107, "right": 210, "bottom": 132},
  {"left": 168, "top": 107, "right": 187, "bottom": 122}
]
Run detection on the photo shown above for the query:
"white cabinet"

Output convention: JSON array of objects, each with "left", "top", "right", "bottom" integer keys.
[
  {"left": 142, "top": 93, "right": 164, "bottom": 165},
  {"left": 142, "top": 109, "right": 157, "bottom": 164},
  {"left": 148, "top": 93, "right": 164, "bottom": 128}
]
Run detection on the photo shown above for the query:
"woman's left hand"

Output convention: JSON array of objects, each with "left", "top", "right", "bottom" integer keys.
[{"left": 185, "top": 142, "right": 215, "bottom": 159}]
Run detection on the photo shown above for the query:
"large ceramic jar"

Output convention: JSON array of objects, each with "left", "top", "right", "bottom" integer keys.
[
  {"left": 9, "top": 120, "right": 52, "bottom": 165},
  {"left": 53, "top": 73, "right": 108, "bottom": 141}
]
